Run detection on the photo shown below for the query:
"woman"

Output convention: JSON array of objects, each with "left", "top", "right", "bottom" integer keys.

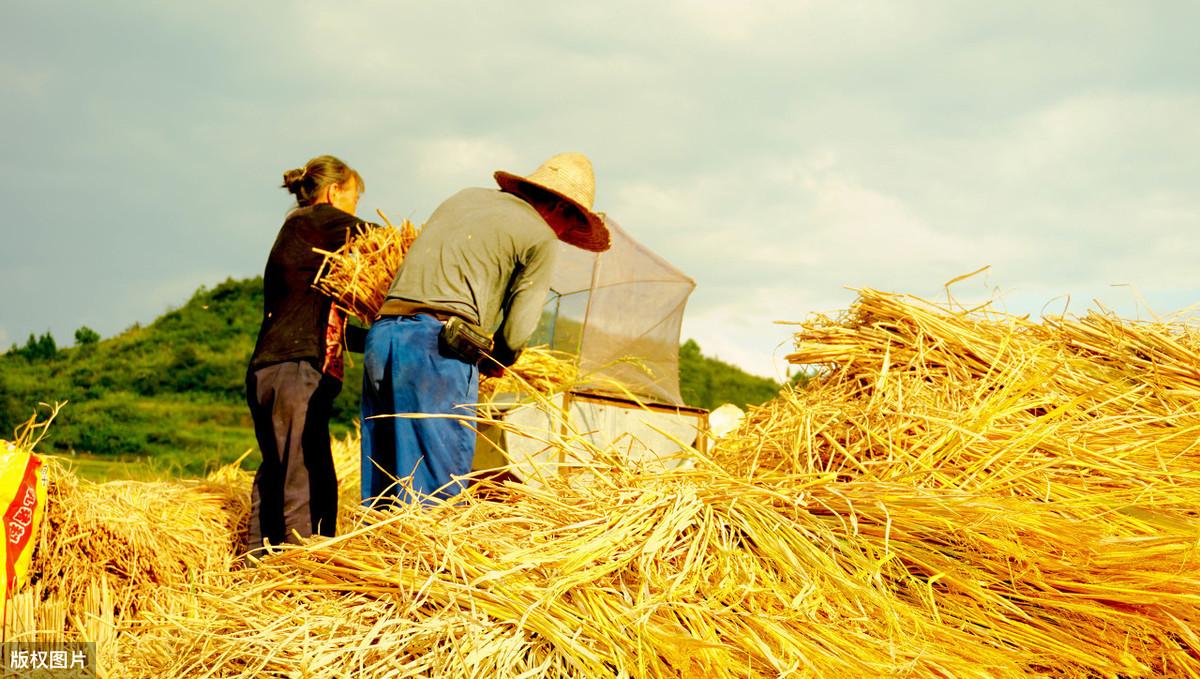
[{"left": 246, "top": 155, "right": 369, "bottom": 554}]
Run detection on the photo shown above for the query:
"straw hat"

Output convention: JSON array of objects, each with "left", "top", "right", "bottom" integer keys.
[{"left": 495, "top": 152, "right": 610, "bottom": 252}]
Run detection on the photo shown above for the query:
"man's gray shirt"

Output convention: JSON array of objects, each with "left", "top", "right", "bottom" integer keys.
[{"left": 384, "top": 188, "right": 558, "bottom": 363}]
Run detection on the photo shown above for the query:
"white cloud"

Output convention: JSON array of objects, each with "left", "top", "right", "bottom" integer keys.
[
  {"left": 127, "top": 271, "right": 232, "bottom": 325},
  {"left": 807, "top": 175, "right": 955, "bottom": 261},
  {"left": 5, "top": 2, "right": 1200, "bottom": 378},
  {"left": 413, "top": 137, "right": 521, "bottom": 188},
  {"left": 668, "top": 0, "right": 790, "bottom": 43},
  {"left": 997, "top": 93, "right": 1200, "bottom": 184},
  {"left": 0, "top": 63, "right": 51, "bottom": 101},
  {"left": 682, "top": 303, "right": 793, "bottom": 380}
]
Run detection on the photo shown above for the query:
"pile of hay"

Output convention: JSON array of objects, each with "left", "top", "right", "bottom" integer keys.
[
  {"left": 132, "top": 461, "right": 1006, "bottom": 677},
  {"left": 714, "top": 288, "right": 1200, "bottom": 675},
  {"left": 2, "top": 456, "right": 246, "bottom": 672},
  {"left": 3, "top": 433, "right": 364, "bottom": 675},
  {"left": 11, "top": 289, "right": 1200, "bottom": 677},
  {"left": 313, "top": 212, "right": 419, "bottom": 323}
]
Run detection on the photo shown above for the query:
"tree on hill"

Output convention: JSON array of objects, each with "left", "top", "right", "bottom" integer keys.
[
  {"left": 74, "top": 326, "right": 101, "bottom": 345},
  {"left": 8, "top": 331, "right": 58, "bottom": 362}
]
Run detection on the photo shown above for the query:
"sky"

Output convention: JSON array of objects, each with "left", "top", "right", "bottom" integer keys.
[{"left": 2, "top": 1, "right": 1198, "bottom": 379}]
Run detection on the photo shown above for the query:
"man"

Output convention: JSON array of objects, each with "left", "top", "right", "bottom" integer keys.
[{"left": 361, "top": 152, "right": 609, "bottom": 504}]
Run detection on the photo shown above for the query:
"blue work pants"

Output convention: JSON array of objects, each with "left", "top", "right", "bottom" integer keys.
[{"left": 360, "top": 315, "right": 479, "bottom": 505}]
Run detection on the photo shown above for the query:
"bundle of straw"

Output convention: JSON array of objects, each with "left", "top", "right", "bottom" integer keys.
[
  {"left": 313, "top": 211, "right": 418, "bottom": 323},
  {"left": 733, "top": 288, "right": 1200, "bottom": 500},
  {"left": 6, "top": 432, "right": 366, "bottom": 676},
  {"left": 478, "top": 346, "right": 579, "bottom": 401}
]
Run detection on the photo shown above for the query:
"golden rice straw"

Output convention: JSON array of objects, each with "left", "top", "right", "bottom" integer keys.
[
  {"left": 757, "top": 288, "right": 1200, "bottom": 502},
  {"left": 134, "top": 455, "right": 1004, "bottom": 678},
  {"left": 714, "top": 288, "right": 1200, "bottom": 675},
  {"left": 313, "top": 210, "right": 418, "bottom": 323},
  {"left": 15, "top": 289, "right": 1200, "bottom": 677},
  {"left": 2, "top": 455, "right": 249, "bottom": 676},
  {"left": 478, "top": 346, "right": 579, "bottom": 401}
]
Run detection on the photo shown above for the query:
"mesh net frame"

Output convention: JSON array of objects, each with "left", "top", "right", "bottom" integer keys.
[{"left": 531, "top": 216, "right": 695, "bottom": 405}]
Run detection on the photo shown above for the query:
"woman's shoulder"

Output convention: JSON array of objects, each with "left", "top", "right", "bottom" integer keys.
[
  {"left": 308, "top": 203, "right": 360, "bottom": 227},
  {"left": 273, "top": 205, "right": 361, "bottom": 251}
]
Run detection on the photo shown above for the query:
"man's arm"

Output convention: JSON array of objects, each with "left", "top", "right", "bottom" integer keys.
[{"left": 492, "top": 240, "right": 558, "bottom": 367}]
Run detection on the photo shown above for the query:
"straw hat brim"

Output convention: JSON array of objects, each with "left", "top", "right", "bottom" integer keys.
[{"left": 495, "top": 171, "right": 610, "bottom": 252}]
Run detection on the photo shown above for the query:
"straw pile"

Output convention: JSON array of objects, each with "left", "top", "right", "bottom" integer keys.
[
  {"left": 714, "top": 288, "right": 1200, "bottom": 675},
  {"left": 4, "top": 433, "right": 364, "bottom": 676},
  {"left": 313, "top": 212, "right": 419, "bottom": 323},
  {"left": 131, "top": 461, "right": 1006, "bottom": 677},
  {"left": 125, "top": 289, "right": 1200, "bottom": 678},
  {"left": 3, "top": 456, "right": 246, "bottom": 673},
  {"left": 12, "top": 288, "right": 1200, "bottom": 677}
]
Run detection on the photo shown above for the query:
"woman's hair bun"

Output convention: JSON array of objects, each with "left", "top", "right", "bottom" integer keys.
[{"left": 281, "top": 167, "right": 307, "bottom": 193}]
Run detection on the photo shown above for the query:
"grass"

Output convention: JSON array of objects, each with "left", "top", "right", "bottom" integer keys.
[{"left": 47, "top": 453, "right": 179, "bottom": 482}]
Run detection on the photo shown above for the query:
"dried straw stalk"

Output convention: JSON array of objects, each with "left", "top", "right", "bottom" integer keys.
[
  {"left": 4, "top": 431, "right": 365, "bottom": 677},
  {"left": 2, "top": 455, "right": 248, "bottom": 676}
]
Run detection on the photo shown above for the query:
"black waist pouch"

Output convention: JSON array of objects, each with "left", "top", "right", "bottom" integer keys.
[{"left": 438, "top": 316, "right": 494, "bottom": 364}]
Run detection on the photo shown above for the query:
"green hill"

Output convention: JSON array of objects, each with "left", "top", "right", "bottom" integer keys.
[
  {"left": 0, "top": 278, "right": 780, "bottom": 477},
  {"left": 678, "top": 339, "right": 781, "bottom": 410}
]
